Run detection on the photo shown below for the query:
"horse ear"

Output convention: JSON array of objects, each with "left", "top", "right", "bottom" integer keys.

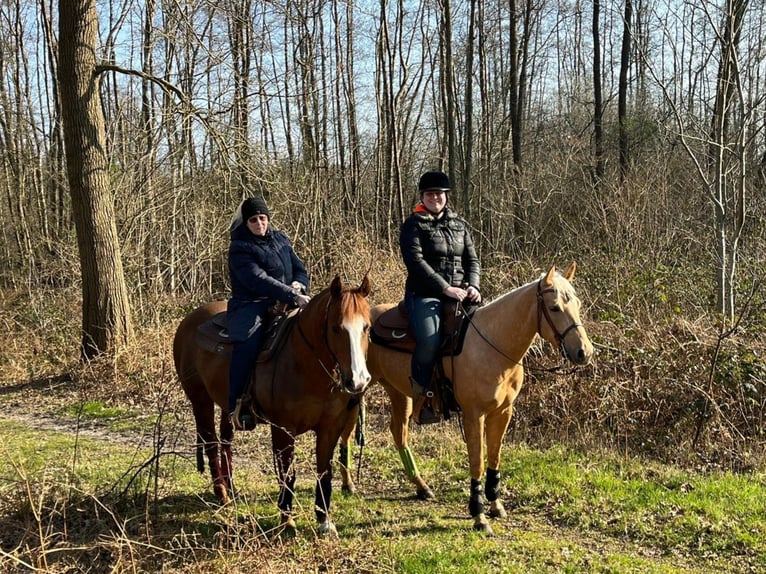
[
  {"left": 358, "top": 274, "right": 372, "bottom": 297},
  {"left": 543, "top": 265, "right": 556, "bottom": 287},
  {"left": 330, "top": 274, "right": 343, "bottom": 298},
  {"left": 564, "top": 262, "right": 577, "bottom": 281}
]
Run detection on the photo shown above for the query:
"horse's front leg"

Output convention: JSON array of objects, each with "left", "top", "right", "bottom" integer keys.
[
  {"left": 383, "top": 382, "right": 434, "bottom": 500},
  {"left": 271, "top": 426, "right": 297, "bottom": 531},
  {"left": 315, "top": 428, "right": 340, "bottom": 538},
  {"left": 463, "top": 411, "right": 492, "bottom": 533},
  {"left": 484, "top": 405, "right": 514, "bottom": 521},
  {"left": 219, "top": 410, "right": 235, "bottom": 496}
]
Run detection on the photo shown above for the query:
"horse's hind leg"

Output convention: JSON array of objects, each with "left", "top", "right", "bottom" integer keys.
[
  {"left": 271, "top": 426, "right": 297, "bottom": 531},
  {"left": 338, "top": 401, "right": 360, "bottom": 494},
  {"left": 383, "top": 382, "right": 434, "bottom": 500},
  {"left": 190, "top": 392, "right": 231, "bottom": 504}
]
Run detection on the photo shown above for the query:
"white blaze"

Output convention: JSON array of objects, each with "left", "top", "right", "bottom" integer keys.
[{"left": 343, "top": 315, "right": 371, "bottom": 391}]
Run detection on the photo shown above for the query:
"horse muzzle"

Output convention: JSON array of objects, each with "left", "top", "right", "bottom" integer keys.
[
  {"left": 340, "top": 369, "right": 372, "bottom": 395},
  {"left": 561, "top": 337, "right": 594, "bottom": 366}
]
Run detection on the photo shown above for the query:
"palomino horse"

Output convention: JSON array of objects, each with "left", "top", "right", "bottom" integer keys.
[
  {"left": 173, "top": 275, "right": 372, "bottom": 536},
  {"left": 339, "top": 264, "right": 592, "bottom": 533}
]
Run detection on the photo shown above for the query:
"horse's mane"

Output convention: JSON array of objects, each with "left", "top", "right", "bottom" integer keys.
[{"left": 485, "top": 269, "right": 577, "bottom": 307}]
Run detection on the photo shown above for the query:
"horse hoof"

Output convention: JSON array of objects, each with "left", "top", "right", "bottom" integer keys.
[
  {"left": 472, "top": 520, "right": 493, "bottom": 535},
  {"left": 318, "top": 521, "right": 338, "bottom": 538},
  {"left": 488, "top": 501, "right": 507, "bottom": 519},
  {"left": 341, "top": 483, "right": 356, "bottom": 496},
  {"left": 416, "top": 487, "right": 435, "bottom": 500},
  {"left": 279, "top": 515, "right": 297, "bottom": 533},
  {"left": 214, "top": 487, "right": 231, "bottom": 506}
]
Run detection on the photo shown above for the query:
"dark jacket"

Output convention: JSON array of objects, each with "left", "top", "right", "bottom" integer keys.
[
  {"left": 399, "top": 204, "right": 480, "bottom": 297},
  {"left": 227, "top": 222, "right": 309, "bottom": 340},
  {"left": 228, "top": 223, "right": 309, "bottom": 304}
]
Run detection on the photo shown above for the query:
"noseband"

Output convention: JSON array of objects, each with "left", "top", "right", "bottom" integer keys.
[{"left": 537, "top": 279, "right": 583, "bottom": 362}]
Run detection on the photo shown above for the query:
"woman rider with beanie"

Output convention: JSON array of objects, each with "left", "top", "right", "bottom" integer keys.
[
  {"left": 399, "top": 171, "right": 482, "bottom": 424},
  {"left": 227, "top": 196, "right": 311, "bottom": 430}
]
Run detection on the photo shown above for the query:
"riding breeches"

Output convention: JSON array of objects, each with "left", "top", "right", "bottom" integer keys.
[{"left": 405, "top": 293, "right": 442, "bottom": 389}]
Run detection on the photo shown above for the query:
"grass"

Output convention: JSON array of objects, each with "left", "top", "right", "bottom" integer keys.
[{"left": 1, "top": 412, "right": 763, "bottom": 573}]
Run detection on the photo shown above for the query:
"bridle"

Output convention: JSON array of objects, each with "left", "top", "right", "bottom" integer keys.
[
  {"left": 536, "top": 279, "right": 583, "bottom": 362},
  {"left": 296, "top": 294, "right": 353, "bottom": 392}
]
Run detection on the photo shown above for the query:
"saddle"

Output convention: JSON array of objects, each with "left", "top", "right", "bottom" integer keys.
[
  {"left": 370, "top": 299, "right": 474, "bottom": 355},
  {"left": 195, "top": 305, "right": 299, "bottom": 363}
]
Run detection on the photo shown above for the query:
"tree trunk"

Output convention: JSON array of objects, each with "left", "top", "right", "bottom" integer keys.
[
  {"left": 462, "top": 0, "right": 477, "bottom": 219},
  {"left": 709, "top": 0, "right": 748, "bottom": 321},
  {"left": 58, "top": 0, "right": 133, "bottom": 360},
  {"left": 618, "top": 0, "right": 632, "bottom": 183},
  {"left": 592, "top": 0, "right": 605, "bottom": 181},
  {"left": 440, "top": 0, "right": 457, "bottom": 189}
]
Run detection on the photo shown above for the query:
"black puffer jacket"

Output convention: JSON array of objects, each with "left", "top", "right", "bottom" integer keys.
[{"left": 399, "top": 204, "right": 480, "bottom": 297}]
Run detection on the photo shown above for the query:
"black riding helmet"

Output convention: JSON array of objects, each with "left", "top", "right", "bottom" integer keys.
[{"left": 418, "top": 171, "right": 451, "bottom": 192}]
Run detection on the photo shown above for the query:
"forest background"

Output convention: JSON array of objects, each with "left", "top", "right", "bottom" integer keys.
[{"left": 2, "top": 0, "right": 766, "bottom": 475}]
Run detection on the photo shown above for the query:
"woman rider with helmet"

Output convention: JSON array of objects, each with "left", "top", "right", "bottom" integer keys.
[{"left": 399, "top": 171, "right": 482, "bottom": 424}]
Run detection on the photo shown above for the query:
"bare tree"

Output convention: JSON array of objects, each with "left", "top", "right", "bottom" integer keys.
[
  {"left": 618, "top": 0, "right": 633, "bottom": 183},
  {"left": 58, "top": 0, "right": 133, "bottom": 359},
  {"left": 439, "top": 0, "right": 457, "bottom": 186},
  {"left": 708, "top": 0, "right": 749, "bottom": 320},
  {"left": 643, "top": 0, "right": 752, "bottom": 321},
  {"left": 461, "top": 0, "right": 477, "bottom": 218}
]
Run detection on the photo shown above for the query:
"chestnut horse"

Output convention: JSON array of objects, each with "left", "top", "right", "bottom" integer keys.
[
  {"left": 173, "top": 275, "right": 372, "bottom": 536},
  {"left": 339, "top": 264, "right": 593, "bottom": 533}
]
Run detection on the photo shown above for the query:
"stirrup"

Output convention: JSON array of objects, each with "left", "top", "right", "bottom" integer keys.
[
  {"left": 412, "top": 390, "right": 441, "bottom": 425},
  {"left": 231, "top": 399, "right": 256, "bottom": 431}
]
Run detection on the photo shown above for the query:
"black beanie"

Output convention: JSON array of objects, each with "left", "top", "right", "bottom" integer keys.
[{"left": 241, "top": 196, "right": 271, "bottom": 221}]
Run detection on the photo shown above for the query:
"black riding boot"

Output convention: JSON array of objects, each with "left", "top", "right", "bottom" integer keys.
[{"left": 410, "top": 379, "right": 440, "bottom": 425}]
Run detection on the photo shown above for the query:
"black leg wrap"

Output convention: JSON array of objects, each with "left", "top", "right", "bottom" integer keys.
[
  {"left": 278, "top": 473, "right": 296, "bottom": 514},
  {"left": 338, "top": 443, "right": 349, "bottom": 468},
  {"left": 485, "top": 468, "right": 501, "bottom": 502},
  {"left": 468, "top": 478, "right": 484, "bottom": 517},
  {"left": 315, "top": 475, "right": 333, "bottom": 522}
]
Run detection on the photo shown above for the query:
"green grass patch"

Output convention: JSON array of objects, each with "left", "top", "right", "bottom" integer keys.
[
  {"left": 1, "top": 419, "right": 764, "bottom": 573},
  {"left": 64, "top": 400, "right": 126, "bottom": 419}
]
